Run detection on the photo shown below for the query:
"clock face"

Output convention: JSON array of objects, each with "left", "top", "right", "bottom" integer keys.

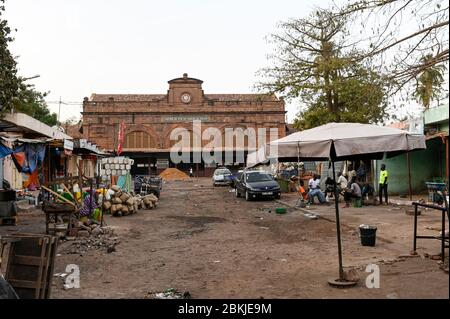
[{"left": 181, "top": 93, "right": 191, "bottom": 104}]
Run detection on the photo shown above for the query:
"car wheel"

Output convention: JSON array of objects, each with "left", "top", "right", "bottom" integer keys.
[
  {"left": 275, "top": 194, "right": 281, "bottom": 200},
  {"left": 235, "top": 188, "right": 240, "bottom": 198},
  {"left": 245, "top": 190, "right": 250, "bottom": 201}
]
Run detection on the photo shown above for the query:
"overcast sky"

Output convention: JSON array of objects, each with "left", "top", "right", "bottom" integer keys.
[{"left": 6, "top": 0, "right": 344, "bottom": 123}]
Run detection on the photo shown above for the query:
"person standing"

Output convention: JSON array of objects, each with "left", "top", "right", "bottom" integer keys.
[
  {"left": 379, "top": 164, "right": 389, "bottom": 204},
  {"left": 347, "top": 164, "right": 356, "bottom": 181},
  {"left": 189, "top": 167, "right": 194, "bottom": 178},
  {"left": 356, "top": 161, "right": 367, "bottom": 182}
]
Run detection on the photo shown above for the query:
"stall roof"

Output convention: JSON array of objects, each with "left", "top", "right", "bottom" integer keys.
[
  {"left": 0, "top": 136, "right": 51, "bottom": 144},
  {"left": 0, "top": 113, "right": 72, "bottom": 140},
  {"left": 73, "top": 138, "right": 110, "bottom": 156}
]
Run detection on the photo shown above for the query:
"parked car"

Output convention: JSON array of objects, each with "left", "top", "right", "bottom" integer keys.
[
  {"left": 212, "top": 167, "right": 234, "bottom": 186},
  {"left": 235, "top": 170, "right": 281, "bottom": 201}
]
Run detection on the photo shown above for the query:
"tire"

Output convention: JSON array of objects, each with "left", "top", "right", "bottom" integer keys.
[
  {"left": 245, "top": 190, "right": 250, "bottom": 201},
  {"left": 275, "top": 194, "right": 281, "bottom": 200},
  {"left": 235, "top": 188, "right": 240, "bottom": 198}
]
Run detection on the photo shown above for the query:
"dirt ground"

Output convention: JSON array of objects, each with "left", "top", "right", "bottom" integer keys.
[{"left": 1, "top": 178, "right": 448, "bottom": 299}]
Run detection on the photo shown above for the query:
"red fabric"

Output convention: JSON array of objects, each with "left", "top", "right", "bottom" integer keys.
[
  {"left": 117, "top": 122, "right": 125, "bottom": 155},
  {"left": 24, "top": 170, "right": 39, "bottom": 189},
  {"left": 12, "top": 152, "right": 26, "bottom": 171}
]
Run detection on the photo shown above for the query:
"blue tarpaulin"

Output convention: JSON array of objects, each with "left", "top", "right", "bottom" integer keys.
[{"left": 0, "top": 143, "right": 13, "bottom": 159}]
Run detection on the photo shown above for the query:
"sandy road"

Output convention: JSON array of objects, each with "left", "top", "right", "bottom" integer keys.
[{"left": 4, "top": 178, "right": 446, "bottom": 298}]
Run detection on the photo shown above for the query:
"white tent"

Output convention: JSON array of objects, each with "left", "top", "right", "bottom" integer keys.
[
  {"left": 248, "top": 122, "right": 426, "bottom": 166},
  {"left": 247, "top": 122, "right": 426, "bottom": 286}
]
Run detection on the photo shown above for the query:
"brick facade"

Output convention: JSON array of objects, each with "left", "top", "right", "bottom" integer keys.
[{"left": 81, "top": 74, "right": 286, "bottom": 175}]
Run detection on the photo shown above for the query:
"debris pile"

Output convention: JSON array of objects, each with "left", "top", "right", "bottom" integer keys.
[
  {"left": 103, "top": 185, "right": 159, "bottom": 216},
  {"left": 62, "top": 223, "right": 119, "bottom": 254},
  {"left": 62, "top": 234, "right": 120, "bottom": 255},
  {"left": 158, "top": 168, "right": 190, "bottom": 181},
  {"left": 146, "top": 288, "right": 191, "bottom": 299}
]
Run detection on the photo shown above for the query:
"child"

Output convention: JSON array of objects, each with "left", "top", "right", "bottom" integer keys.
[{"left": 298, "top": 180, "right": 308, "bottom": 201}]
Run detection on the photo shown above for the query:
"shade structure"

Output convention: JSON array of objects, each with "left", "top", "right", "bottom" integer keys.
[
  {"left": 248, "top": 122, "right": 426, "bottom": 166},
  {"left": 247, "top": 122, "right": 426, "bottom": 284}
]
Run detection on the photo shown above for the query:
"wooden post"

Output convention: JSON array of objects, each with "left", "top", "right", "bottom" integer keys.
[
  {"left": 446, "top": 137, "right": 449, "bottom": 183},
  {"left": 407, "top": 153, "right": 413, "bottom": 201}
]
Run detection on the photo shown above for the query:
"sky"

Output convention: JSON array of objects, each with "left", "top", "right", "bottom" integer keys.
[{"left": 5, "top": 0, "right": 342, "bottom": 123}]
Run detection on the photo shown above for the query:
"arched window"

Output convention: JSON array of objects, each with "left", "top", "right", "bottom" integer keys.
[
  {"left": 169, "top": 130, "right": 201, "bottom": 148},
  {"left": 124, "top": 131, "right": 156, "bottom": 149},
  {"left": 221, "top": 127, "right": 252, "bottom": 149}
]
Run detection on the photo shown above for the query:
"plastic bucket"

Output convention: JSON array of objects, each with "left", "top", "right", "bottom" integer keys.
[{"left": 359, "top": 225, "right": 377, "bottom": 246}]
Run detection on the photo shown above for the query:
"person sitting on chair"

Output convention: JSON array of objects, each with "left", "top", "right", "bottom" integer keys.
[
  {"left": 343, "top": 176, "right": 362, "bottom": 208},
  {"left": 324, "top": 177, "right": 335, "bottom": 199},
  {"left": 361, "top": 182, "right": 375, "bottom": 204},
  {"left": 308, "top": 174, "right": 326, "bottom": 204}
]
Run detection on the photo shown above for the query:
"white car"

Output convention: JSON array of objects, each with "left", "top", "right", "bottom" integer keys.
[{"left": 213, "top": 168, "right": 233, "bottom": 186}]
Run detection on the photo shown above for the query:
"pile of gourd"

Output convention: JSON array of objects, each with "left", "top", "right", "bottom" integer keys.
[{"left": 103, "top": 185, "right": 159, "bottom": 217}]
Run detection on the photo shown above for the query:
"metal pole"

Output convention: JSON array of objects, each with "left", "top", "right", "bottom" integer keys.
[
  {"left": 413, "top": 204, "right": 418, "bottom": 252},
  {"left": 407, "top": 153, "right": 413, "bottom": 201},
  {"left": 441, "top": 208, "right": 445, "bottom": 263},
  {"left": 332, "top": 161, "right": 344, "bottom": 280},
  {"left": 89, "top": 179, "right": 93, "bottom": 216}
]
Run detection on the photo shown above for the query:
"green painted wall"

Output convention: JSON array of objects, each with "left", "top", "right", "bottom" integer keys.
[
  {"left": 375, "top": 138, "right": 446, "bottom": 195},
  {"left": 424, "top": 104, "right": 449, "bottom": 126}
]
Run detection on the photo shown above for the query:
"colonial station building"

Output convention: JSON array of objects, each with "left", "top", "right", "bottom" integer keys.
[{"left": 81, "top": 74, "right": 286, "bottom": 176}]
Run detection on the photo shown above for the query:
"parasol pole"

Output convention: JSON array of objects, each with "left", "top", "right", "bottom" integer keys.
[
  {"left": 332, "top": 160, "right": 344, "bottom": 280},
  {"left": 407, "top": 153, "right": 413, "bottom": 201}
]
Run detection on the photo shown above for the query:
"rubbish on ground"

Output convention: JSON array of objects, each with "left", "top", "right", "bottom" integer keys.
[
  {"left": 275, "top": 207, "right": 287, "bottom": 214},
  {"left": 342, "top": 269, "right": 360, "bottom": 282},
  {"left": 147, "top": 288, "right": 191, "bottom": 299},
  {"left": 303, "top": 213, "right": 318, "bottom": 219},
  {"left": 60, "top": 232, "right": 120, "bottom": 255}
]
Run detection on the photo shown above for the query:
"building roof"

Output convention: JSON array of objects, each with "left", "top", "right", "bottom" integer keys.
[
  {"left": 87, "top": 74, "right": 282, "bottom": 103},
  {"left": 89, "top": 93, "right": 280, "bottom": 103},
  {"left": 285, "top": 124, "right": 299, "bottom": 136},
  {"left": 205, "top": 94, "right": 280, "bottom": 102},
  {"left": 168, "top": 73, "right": 203, "bottom": 84},
  {"left": 89, "top": 94, "right": 166, "bottom": 102}
]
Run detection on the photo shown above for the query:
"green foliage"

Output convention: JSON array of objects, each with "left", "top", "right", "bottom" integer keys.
[
  {"left": 294, "top": 67, "right": 388, "bottom": 129},
  {"left": 258, "top": 8, "right": 391, "bottom": 129},
  {"left": 0, "top": 0, "right": 20, "bottom": 114},
  {"left": 13, "top": 85, "right": 57, "bottom": 126},
  {"left": 414, "top": 54, "right": 447, "bottom": 109}
]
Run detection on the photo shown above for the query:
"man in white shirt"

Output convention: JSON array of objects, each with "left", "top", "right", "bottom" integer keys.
[
  {"left": 308, "top": 174, "right": 326, "bottom": 204},
  {"left": 337, "top": 172, "right": 348, "bottom": 191}
]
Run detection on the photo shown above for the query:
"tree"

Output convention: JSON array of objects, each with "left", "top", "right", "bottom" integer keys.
[
  {"left": 257, "top": 8, "right": 391, "bottom": 127},
  {"left": 13, "top": 84, "right": 58, "bottom": 126},
  {"left": 0, "top": 0, "right": 20, "bottom": 114},
  {"left": 331, "top": 0, "right": 449, "bottom": 92},
  {"left": 294, "top": 66, "right": 388, "bottom": 129},
  {"left": 414, "top": 54, "right": 447, "bottom": 109}
]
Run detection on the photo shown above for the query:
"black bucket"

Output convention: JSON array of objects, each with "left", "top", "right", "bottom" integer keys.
[{"left": 359, "top": 225, "right": 377, "bottom": 247}]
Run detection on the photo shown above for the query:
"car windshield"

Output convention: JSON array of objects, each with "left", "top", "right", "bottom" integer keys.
[
  {"left": 215, "top": 169, "right": 231, "bottom": 175},
  {"left": 246, "top": 172, "right": 273, "bottom": 182}
]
